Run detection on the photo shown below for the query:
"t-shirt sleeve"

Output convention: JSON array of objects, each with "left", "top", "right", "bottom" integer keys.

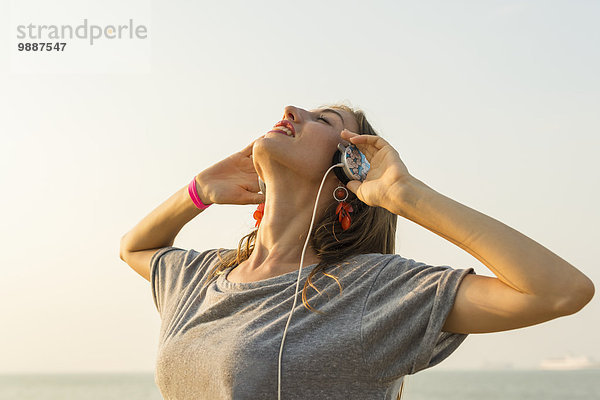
[
  {"left": 150, "top": 246, "right": 215, "bottom": 318},
  {"left": 360, "top": 255, "right": 476, "bottom": 382}
]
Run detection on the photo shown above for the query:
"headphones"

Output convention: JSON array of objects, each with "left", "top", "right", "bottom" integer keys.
[
  {"left": 258, "top": 142, "right": 370, "bottom": 195},
  {"left": 255, "top": 141, "right": 370, "bottom": 400}
]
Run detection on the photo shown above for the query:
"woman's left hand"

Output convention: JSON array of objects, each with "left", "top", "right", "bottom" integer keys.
[{"left": 340, "top": 129, "right": 413, "bottom": 209}]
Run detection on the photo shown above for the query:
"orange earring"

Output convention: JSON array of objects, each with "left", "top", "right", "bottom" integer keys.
[
  {"left": 333, "top": 186, "right": 353, "bottom": 230},
  {"left": 253, "top": 202, "right": 265, "bottom": 228}
]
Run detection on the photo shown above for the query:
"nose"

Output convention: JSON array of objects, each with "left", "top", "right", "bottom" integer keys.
[{"left": 282, "top": 105, "right": 301, "bottom": 122}]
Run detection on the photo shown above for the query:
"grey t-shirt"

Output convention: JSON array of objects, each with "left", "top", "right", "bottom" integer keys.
[{"left": 150, "top": 246, "right": 476, "bottom": 399}]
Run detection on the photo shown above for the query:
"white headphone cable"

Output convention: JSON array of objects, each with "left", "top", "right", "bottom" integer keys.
[{"left": 277, "top": 162, "right": 344, "bottom": 400}]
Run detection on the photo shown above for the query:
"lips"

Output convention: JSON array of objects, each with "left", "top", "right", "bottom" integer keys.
[{"left": 268, "top": 120, "right": 295, "bottom": 137}]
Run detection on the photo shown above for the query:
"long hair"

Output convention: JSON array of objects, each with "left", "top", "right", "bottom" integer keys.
[
  {"left": 201, "top": 103, "right": 405, "bottom": 398},
  {"left": 202, "top": 102, "right": 398, "bottom": 307}
]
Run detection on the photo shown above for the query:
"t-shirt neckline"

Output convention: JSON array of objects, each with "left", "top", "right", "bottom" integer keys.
[{"left": 216, "top": 262, "right": 320, "bottom": 292}]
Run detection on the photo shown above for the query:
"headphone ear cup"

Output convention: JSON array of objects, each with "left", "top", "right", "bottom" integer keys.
[{"left": 332, "top": 149, "right": 350, "bottom": 185}]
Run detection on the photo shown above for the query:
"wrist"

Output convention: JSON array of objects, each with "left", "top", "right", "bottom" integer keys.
[
  {"left": 387, "top": 175, "right": 430, "bottom": 218},
  {"left": 191, "top": 174, "right": 213, "bottom": 208}
]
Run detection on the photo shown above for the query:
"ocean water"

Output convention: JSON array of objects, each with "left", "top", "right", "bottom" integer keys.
[
  {"left": 0, "top": 369, "right": 599, "bottom": 399},
  {"left": 403, "top": 369, "right": 600, "bottom": 400},
  {"left": 0, "top": 373, "right": 162, "bottom": 400}
]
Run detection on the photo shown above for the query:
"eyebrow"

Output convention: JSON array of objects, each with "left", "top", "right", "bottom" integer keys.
[{"left": 317, "top": 108, "right": 345, "bottom": 125}]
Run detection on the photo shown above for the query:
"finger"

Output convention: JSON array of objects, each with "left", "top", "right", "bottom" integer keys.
[
  {"left": 346, "top": 180, "right": 361, "bottom": 196},
  {"left": 240, "top": 142, "right": 254, "bottom": 156},
  {"left": 347, "top": 133, "right": 389, "bottom": 151},
  {"left": 341, "top": 130, "right": 387, "bottom": 161},
  {"left": 245, "top": 175, "right": 261, "bottom": 193},
  {"left": 340, "top": 130, "right": 372, "bottom": 160},
  {"left": 342, "top": 129, "right": 388, "bottom": 151},
  {"left": 348, "top": 139, "right": 377, "bottom": 163},
  {"left": 240, "top": 135, "right": 265, "bottom": 156},
  {"left": 340, "top": 129, "right": 361, "bottom": 140},
  {"left": 237, "top": 186, "right": 265, "bottom": 204},
  {"left": 249, "top": 192, "right": 265, "bottom": 204}
]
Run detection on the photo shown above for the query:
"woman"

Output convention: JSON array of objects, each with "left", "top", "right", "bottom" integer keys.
[{"left": 120, "top": 104, "right": 594, "bottom": 400}]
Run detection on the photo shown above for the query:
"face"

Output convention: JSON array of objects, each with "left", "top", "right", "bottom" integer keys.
[{"left": 253, "top": 105, "right": 360, "bottom": 185}]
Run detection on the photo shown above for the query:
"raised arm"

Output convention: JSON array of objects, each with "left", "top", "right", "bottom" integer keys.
[
  {"left": 119, "top": 179, "right": 206, "bottom": 281},
  {"left": 340, "top": 129, "right": 594, "bottom": 334},
  {"left": 395, "top": 176, "right": 594, "bottom": 333},
  {"left": 119, "top": 137, "right": 265, "bottom": 282}
]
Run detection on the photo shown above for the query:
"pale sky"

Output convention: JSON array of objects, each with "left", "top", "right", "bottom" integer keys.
[{"left": 1, "top": 0, "right": 598, "bottom": 373}]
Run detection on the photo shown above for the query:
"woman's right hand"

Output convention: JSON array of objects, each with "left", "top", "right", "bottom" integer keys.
[{"left": 194, "top": 136, "right": 266, "bottom": 206}]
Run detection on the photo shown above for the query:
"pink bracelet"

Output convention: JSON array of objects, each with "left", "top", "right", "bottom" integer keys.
[{"left": 188, "top": 177, "right": 212, "bottom": 210}]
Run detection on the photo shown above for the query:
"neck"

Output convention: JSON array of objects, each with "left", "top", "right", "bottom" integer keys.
[{"left": 242, "top": 175, "right": 339, "bottom": 274}]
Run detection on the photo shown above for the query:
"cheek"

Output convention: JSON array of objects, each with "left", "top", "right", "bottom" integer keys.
[
  {"left": 312, "top": 138, "right": 341, "bottom": 169},
  {"left": 297, "top": 129, "right": 342, "bottom": 168},
  {"left": 302, "top": 129, "right": 340, "bottom": 150}
]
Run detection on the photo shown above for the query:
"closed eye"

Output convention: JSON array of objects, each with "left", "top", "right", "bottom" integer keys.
[{"left": 317, "top": 115, "right": 330, "bottom": 124}]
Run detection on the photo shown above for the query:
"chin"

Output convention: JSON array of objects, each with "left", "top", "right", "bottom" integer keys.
[{"left": 252, "top": 138, "right": 289, "bottom": 173}]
